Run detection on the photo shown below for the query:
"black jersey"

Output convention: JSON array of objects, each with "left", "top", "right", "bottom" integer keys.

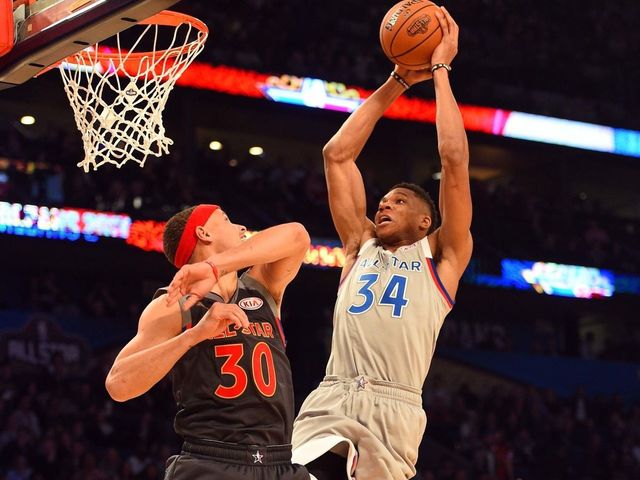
[{"left": 154, "top": 273, "right": 295, "bottom": 446}]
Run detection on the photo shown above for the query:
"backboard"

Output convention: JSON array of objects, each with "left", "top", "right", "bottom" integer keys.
[{"left": 0, "top": 0, "right": 182, "bottom": 89}]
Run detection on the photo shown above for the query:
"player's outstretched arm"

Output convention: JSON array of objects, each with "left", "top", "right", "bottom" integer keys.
[
  {"left": 431, "top": 7, "right": 473, "bottom": 298},
  {"left": 324, "top": 59, "right": 432, "bottom": 262},
  {"left": 105, "top": 297, "right": 248, "bottom": 402},
  {"left": 166, "top": 223, "right": 310, "bottom": 308},
  {"left": 236, "top": 223, "right": 310, "bottom": 305}
]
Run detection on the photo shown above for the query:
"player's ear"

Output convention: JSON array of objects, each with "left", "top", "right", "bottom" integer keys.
[
  {"left": 420, "top": 214, "right": 432, "bottom": 232},
  {"left": 195, "top": 226, "right": 212, "bottom": 243}
]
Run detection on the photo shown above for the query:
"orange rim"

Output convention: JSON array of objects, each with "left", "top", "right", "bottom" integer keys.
[{"left": 62, "top": 10, "right": 208, "bottom": 67}]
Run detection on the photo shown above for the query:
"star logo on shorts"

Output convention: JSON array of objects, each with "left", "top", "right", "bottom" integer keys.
[
  {"left": 356, "top": 376, "right": 368, "bottom": 390},
  {"left": 252, "top": 450, "right": 264, "bottom": 464}
]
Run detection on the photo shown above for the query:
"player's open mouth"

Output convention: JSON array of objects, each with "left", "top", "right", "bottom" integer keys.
[{"left": 377, "top": 215, "right": 392, "bottom": 225}]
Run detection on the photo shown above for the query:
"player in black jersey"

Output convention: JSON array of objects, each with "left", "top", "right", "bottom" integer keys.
[{"left": 105, "top": 204, "right": 312, "bottom": 480}]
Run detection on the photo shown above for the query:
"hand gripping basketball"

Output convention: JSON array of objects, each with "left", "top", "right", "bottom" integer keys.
[
  {"left": 393, "top": 64, "right": 433, "bottom": 88},
  {"left": 430, "top": 7, "right": 459, "bottom": 69},
  {"left": 391, "top": 7, "right": 459, "bottom": 88}
]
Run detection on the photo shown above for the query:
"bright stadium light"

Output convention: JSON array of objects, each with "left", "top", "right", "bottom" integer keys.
[
  {"left": 248, "top": 146, "right": 264, "bottom": 156},
  {"left": 20, "top": 115, "right": 36, "bottom": 125},
  {"left": 209, "top": 140, "right": 223, "bottom": 151}
]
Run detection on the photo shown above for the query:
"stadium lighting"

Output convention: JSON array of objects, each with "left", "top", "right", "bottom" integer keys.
[
  {"left": 77, "top": 48, "right": 640, "bottom": 158},
  {"left": 20, "top": 115, "right": 36, "bottom": 125},
  {"left": 248, "top": 146, "right": 264, "bottom": 156},
  {"left": 209, "top": 140, "right": 223, "bottom": 151}
]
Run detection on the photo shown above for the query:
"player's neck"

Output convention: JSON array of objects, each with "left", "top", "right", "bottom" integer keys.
[
  {"left": 379, "top": 235, "right": 424, "bottom": 252},
  {"left": 191, "top": 248, "right": 238, "bottom": 302}
]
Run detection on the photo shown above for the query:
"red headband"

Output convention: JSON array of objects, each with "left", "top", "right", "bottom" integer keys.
[{"left": 173, "top": 204, "right": 220, "bottom": 268}]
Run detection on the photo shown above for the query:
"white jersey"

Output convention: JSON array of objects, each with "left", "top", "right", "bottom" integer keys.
[{"left": 325, "top": 236, "right": 453, "bottom": 389}]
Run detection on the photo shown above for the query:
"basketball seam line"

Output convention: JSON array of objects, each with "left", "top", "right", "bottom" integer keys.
[{"left": 391, "top": 24, "right": 442, "bottom": 65}]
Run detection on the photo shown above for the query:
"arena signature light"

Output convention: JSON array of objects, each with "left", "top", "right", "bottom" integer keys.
[
  {"left": 501, "top": 259, "right": 614, "bottom": 299},
  {"left": 256, "top": 74, "right": 639, "bottom": 158},
  {"left": 259, "top": 75, "right": 362, "bottom": 113},
  {"left": 60, "top": 51, "right": 640, "bottom": 158},
  {"left": 0, "top": 201, "right": 130, "bottom": 242},
  {"left": 2, "top": 202, "right": 637, "bottom": 295}
]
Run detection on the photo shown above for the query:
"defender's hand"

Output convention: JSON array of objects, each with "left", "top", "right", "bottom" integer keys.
[
  {"left": 431, "top": 7, "right": 459, "bottom": 67},
  {"left": 192, "top": 303, "right": 250, "bottom": 342},
  {"left": 166, "top": 262, "right": 218, "bottom": 310}
]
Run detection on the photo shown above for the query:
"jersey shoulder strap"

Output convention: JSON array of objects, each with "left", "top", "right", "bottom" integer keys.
[
  {"left": 152, "top": 287, "right": 194, "bottom": 330},
  {"left": 420, "top": 236, "right": 434, "bottom": 259},
  {"left": 358, "top": 238, "right": 379, "bottom": 257},
  {"left": 239, "top": 272, "right": 279, "bottom": 318}
]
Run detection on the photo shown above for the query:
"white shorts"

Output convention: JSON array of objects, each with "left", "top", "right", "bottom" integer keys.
[{"left": 292, "top": 375, "right": 427, "bottom": 480}]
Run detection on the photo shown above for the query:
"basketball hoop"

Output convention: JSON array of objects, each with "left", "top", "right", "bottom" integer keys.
[{"left": 58, "top": 11, "right": 208, "bottom": 172}]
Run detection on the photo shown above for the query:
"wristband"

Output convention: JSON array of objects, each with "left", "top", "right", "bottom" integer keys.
[
  {"left": 390, "top": 71, "right": 410, "bottom": 90},
  {"left": 204, "top": 260, "right": 220, "bottom": 281},
  {"left": 431, "top": 63, "right": 452, "bottom": 73}
]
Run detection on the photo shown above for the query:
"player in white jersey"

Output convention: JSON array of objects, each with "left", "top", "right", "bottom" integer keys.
[{"left": 292, "top": 7, "right": 472, "bottom": 480}]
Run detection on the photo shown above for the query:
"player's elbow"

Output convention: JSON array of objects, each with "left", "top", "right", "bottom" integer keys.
[
  {"left": 322, "top": 142, "right": 339, "bottom": 162},
  {"left": 322, "top": 141, "right": 349, "bottom": 165},
  {"left": 105, "top": 369, "right": 132, "bottom": 403},
  {"left": 289, "top": 222, "right": 311, "bottom": 251},
  {"left": 438, "top": 141, "right": 468, "bottom": 168}
]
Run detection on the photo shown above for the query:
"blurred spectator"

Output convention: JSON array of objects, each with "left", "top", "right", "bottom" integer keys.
[
  {"left": 0, "top": 341, "right": 638, "bottom": 479},
  {"left": 6, "top": 455, "right": 31, "bottom": 480}
]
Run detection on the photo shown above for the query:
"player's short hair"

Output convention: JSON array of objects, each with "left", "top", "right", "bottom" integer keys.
[
  {"left": 391, "top": 182, "right": 439, "bottom": 234},
  {"left": 163, "top": 206, "right": 197, "bottom": 265}
]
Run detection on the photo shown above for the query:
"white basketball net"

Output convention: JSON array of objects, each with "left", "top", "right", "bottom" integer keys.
[{"left": 59, "top": 15, "right": 207, "bottom": 172}]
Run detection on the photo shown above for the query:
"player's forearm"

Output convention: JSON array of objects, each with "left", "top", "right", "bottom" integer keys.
[
  {"left": 433, "top": 69, "right": 468, "bottom": 167},
  {"left": 105, "top": 329, "right": 200, "bottom": 402},
  {"left": 209, "top": 223, "right": 310, "bottom": 276},
  {"left": 323, "top": 77, "right": 405, "bottom": 164}
]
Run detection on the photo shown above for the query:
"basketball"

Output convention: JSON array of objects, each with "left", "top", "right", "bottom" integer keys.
[{"left": 379, "top": 0, "right": 443, "bottom": 70}]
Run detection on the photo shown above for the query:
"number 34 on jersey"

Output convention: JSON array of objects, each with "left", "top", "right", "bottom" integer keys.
[{"left": 347, "top": 273, "right": 409, "bottom": 318}]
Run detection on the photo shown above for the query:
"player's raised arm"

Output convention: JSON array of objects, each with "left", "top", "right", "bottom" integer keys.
[
  {"left": 167, "top": 223, "right": 310, "bottom": 308},
  {"left": 324, "top": 63, "right": 433, "bottom": 260},
  {"left": 105, "top": 297, "right": 249, "bottom": 402},
  {"left": 431, "top": 7, "right": 473, "bottom": 297}
]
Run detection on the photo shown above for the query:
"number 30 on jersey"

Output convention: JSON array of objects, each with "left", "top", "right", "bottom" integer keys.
[
  {"left": 347, "top": 273, "right": 409, "bottom": 318},
  {"left": 214, "top": 342, "right": 276, "bottom": 399}
]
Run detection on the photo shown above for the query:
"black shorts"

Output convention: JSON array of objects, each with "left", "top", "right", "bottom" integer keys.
[{"left": 164, "top": 440, "right": 310, "bottom": 480}]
